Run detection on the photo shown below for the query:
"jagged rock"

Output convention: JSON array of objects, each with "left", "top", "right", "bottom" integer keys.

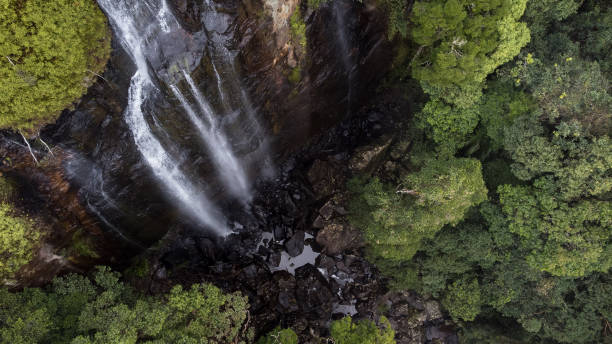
[
  {"left": 295, "top": 265, "right": 334, "bottom": 318},
  {"left": 348, "top": 135, "right": 393, "bottom": 173},
  {"left": 275, "top": 271, "right": 299, "bottom": 313},
  {"left": 307, "top": 159, "right": 345, "bottom": 199},
  {"left": 312, "top": 215, "right": 325, "bottom": 229},
  {"left": 319, "top": 201, "right": 335, "bottom": 220},
  {"left": 316, "top": 221, "right": 363, "bottom": 256},
  {"left": 268, "top": 252, "right": 282, "bottom": 267},
  {"left": 273, "top": 225, "right": 286, "bottom": 241},
  {"left": 425, "top": 300, "right": 444, "bottom": 322},
  {"left": 285, "top": 230, "right": 305, "bottom": 257},
  {"left": 197, "top": 237, "right": 216, "bottom": 260},
  {"left": 427, "top": 324, "right": 458, "bottom": 344},
  {"left": 389, "top": 140, "right": 411, "bottom": 160}
]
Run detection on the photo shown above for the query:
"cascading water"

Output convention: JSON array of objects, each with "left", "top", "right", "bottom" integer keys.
[
  {"left": 332, "top": 0, "right": 356, "bottom": 113},
  {"left": 97, "top": 0, "right": 231, "bottom": 235},
  {"left": 170, "top": 71, "right": 250, "bottom": 199},
  {"left": 201, "top": 3, "right": 274, "bottom": 178}
]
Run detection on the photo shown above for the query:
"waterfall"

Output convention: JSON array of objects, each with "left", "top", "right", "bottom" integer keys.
[
  {"left": 201, "top": 2, "right": 274, "bottom": 178},
  {"left": 97, "top": 0, "right": 229, "bottom": 235},
  {"left": 170, "top": 72, "right": 250, "bottom": 200},
  {"left": 332, "top": 0, "right": 355, "bottom": 112}
]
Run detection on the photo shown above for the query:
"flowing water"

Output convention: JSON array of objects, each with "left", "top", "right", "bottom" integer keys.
[
  {"left": 96, "top": 0, "right": 270, "bottom": 235},
  {"left": 332, "top": 0, "right": 356, "bottom": 113}
]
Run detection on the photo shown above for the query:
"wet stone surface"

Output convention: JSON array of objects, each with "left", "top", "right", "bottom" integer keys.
[{"left": 131, "top": 96, "right": 458, "bottom": 343}]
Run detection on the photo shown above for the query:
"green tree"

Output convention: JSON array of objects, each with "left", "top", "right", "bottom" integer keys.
[
  {"left": 0, "top": 0, "right": 110, "bottom": 131},
  {"left": 410, "top": 0, "right": 530, "bottom": 108},
  {"left": 510, "top": 55, "right": 611, "bottom": 134},
  {"left": 416, "top": 97, "right": 480, "bottom": 154},
  {"left": 0, "top": 203, "right": 39, "bottom": 281},
  {"left": 257, "top": 327, "right": 298, "bottom": 344},
  {"left": 330, "top": 316, "right": 395, "bottom": 344},
  {"left": 443, "top": 278, "right": 482, "bottom": 321},
  {"left": 498, "top": 179, "right": 612, "bottom": 278},
  {"left": 349, "top": 157, "right": 487, "bottom": 264},
  {"left": 522, "top": 0, "right": 581, "bottom": 40},
  {"left": 0, "top": 267, "right": 251, "bottom": 344}
]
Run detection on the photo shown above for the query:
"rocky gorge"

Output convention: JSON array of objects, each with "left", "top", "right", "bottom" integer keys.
[{"left": 0, "top": 0, "right": 457, "bottom": 342}]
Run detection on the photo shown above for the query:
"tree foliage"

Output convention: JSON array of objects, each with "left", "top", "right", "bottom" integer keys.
[
  {"left": 348, "top": 156, "right": 487, "bottom": 264},
  {"left": 257, "top": 327, "right": 298, "bottom": 344},
  {"left": 361, "top": 1, "right": 612, "bottom": 342},
  {"left": 330, "top": 316, "right": 395, "bottom": 344},
  {"left": 410, "top": 0, "right": 530, "bottom": 108},
  {"left": 0, "top": 267, "right": 251, "bottom": 344},
  {"left": 0, "top": 0, "right": 110, "bottom": 131},
  {"left": 0, "top": 202, "right": 39, "bottom": 281}
]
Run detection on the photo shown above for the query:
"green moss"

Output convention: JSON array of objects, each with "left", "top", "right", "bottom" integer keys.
[
  {"left": 288, "top": 66, "right": 302, "bottom": 84},
  {"left": 307, "top": 0, "right": 329, "bottom": 9},
  {"left": 124, "top": 256, "right": 150, "bottom": 278},
  {"left": 290, "top": 6, "right": 307, "bottom": 48},
  {"left": 330, "top": 316, "right": 396, "bottom": 344},
  {"left": 0, "top": 0, "right": 111, "bottom": 131},
  {"left": 68, "top": 230, "right": 99, "bottom": 259}
]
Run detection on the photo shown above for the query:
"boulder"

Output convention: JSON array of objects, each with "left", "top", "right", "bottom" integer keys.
[
  {"left": 295, "top": 265, "right": 334, "bottom": 318},
  {"left": 348, "top": 135, "right": 393, "bottom": 174},
  {"left": 285, "top": 230, "right": 305, "bottom": 257},
  {"left": 307, "top": 159, "right": 345, "bottom": 199},
  {"left": 316, "top": 221, "right": 363, "bottom": 256}
]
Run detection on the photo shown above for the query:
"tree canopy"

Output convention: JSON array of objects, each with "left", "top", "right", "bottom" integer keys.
[
  {"left": 351, "top": 0, "right": 612, "bottom": 342},
  {"left": 0, "top": 267, "right": 251, "bottom": 344},
  {"left": 0, "top": 0, "right": 110, "bottom": 131}
]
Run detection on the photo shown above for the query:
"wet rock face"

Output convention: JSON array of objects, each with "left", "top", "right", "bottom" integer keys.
[
  {"left": 43, "top": 47, "right": 175, "bottom": 248},
  {"left": 128, "top": 96, "right": 458, "bottom": 342},
  {"left": 237, "top": 0, "right": 393, "bottom": 155},
  {"left": 23, "top": 0, "right": 392, "bottom": 264},
  {"left": 0, "top": 132, "right": 133, "bottom": 288}
]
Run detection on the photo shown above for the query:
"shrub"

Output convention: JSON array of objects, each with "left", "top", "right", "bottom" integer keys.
[
  {"left": 330, "top": 316, "right": 395, "bottom": 344},
  {"left": 0, "top": 202, "right": 39, "bottom": 281},
  {"left": 257, "top": 327, "right": 298, "bottom": 344}
]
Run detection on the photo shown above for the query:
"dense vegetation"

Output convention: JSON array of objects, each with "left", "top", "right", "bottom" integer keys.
[
  {"left": 350, "top": 0, "right": 612, "bottom": 342},
  {"left": 0, "top": 177, "right": 39, "bottom": 282},
  {"left": 0, "top": 267, "right": 252, "bottom": 343},
  {"left": 0, "top": 0, "right": 110, "bottom": 131},
  {"left": 0, "top": 0, "right": 609, "bottom": 343},
  {"left": 329, "top": 316, "right": 395, "bottom": 344}
]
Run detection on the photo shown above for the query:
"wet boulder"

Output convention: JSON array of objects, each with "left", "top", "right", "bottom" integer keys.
[
  {"left": 295, "top": 264, "right": 334, "bottom": 319},
  {"left": 285, "top": 230, "right": 305, "bottom": 257}
]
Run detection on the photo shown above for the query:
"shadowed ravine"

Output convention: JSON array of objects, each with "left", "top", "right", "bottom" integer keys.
[{"left": 96, "top": 0, "right": 270, "bottom": 236}]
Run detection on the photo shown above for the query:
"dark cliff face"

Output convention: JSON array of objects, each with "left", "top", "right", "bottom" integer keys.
[
  {"left": 235, "top": 0, "right": 393, "bottom": 156},
  {"left": 1, "top": 0, "right": 393, "bottom": 286}
]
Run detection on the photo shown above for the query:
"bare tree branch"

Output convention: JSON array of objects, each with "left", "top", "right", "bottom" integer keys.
[{"left": 19, "top": 131, "right": 39, "bottom": 165}]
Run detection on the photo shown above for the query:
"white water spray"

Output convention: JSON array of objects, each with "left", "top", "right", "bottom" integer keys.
[
  {"left": 171, "top": 72, "right": 250, "bottom": 199},
  {"left": 97, "top": 0, "right": 229, "bottom": 235}
]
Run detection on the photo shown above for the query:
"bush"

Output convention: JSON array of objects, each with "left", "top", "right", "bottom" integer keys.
[
  {"left": 257, "top": 327, "right": 298, "bottom": 344},
  {"left": 0, "top": 202, "right": 39, "bottom": 281},
  {"left": 0, "top": 0, "right": 111, "bottom": 131},
  {"left": 330, "top": 316, "right": 395, "bottom": 344}
]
